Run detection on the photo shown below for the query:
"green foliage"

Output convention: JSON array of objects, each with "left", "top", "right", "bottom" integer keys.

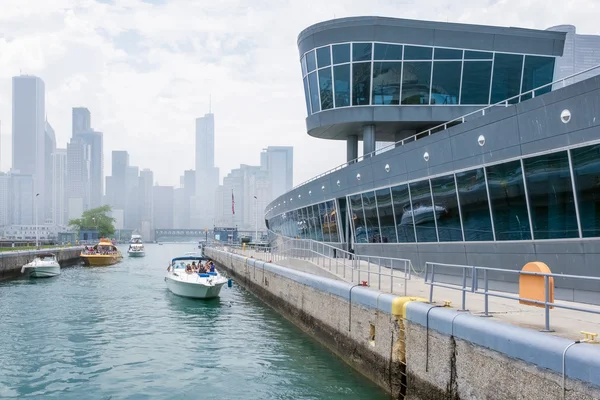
[{"left": 68, "top": 205, "right": 116, "bottom": 238}]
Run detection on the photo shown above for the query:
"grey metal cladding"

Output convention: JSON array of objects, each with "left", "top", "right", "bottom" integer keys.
[{"left": 297, "top": 17, "right": 566, "bottom": 57}]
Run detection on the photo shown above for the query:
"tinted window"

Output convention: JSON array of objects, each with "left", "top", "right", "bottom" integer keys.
[
  {"left": 486, "top": 160, "right": 531, "bottom": 240},
  {"left": 571, "top": 145, "right": 600, "bottom": 238},
  {"left": 332, "top": 43, "right": 350, "bottom": 64},
  {"left": 362, "top": 191, "right": 380, "bottom": 243},
  {"left": 334, "top": 64, "right": 351, "bottom": 107},
  {"left": 376, "top": 188, "right": 397, "bottom": 243},
  {"left": 464, "top": 50, "right": 492, "bottom": 60},
  {"left": 352, "top": 42, "right": 372, "bottom": 62},
  {"left": 491, "top": 53, "right": 523, "bottom": 104},
  {"left": 297, "top": 208, "right": 307, "bottom": 239},
  {"left": 316, "top": 46, "right": 331, "bottom": 68},
  {"left": 301, "top": 55, "right": 307, "bottom": 76},
  {"left": 391, "top": 184, "right": 416, "bottom": 243},
  {"left": 434, "top": 48, "right": 462, "bottom": 60},
  {"left": 409, "top": 180, "right": 438, "bottom": 242},
  {"left": 431, "top": 61, "right": 461, "bottom": 105},
  {"left": 431, "top": 175, "right": 463, "bottom": 242},
  {"left": 304, "top": 207, "right": 315, "bottom": 240},
  {"left": 323, "top": 200, "right": 340, "bottom": 242},
  {"left": 352, "top": 62, "right": 371, "bottom": 105},
  {"left": 521, "top": 56, "right": 555, "bottom": 100},
  {"left": 307, "top": 72, "right": 320, "bottom": 113},
  {"left": 404, "top": 46, "right": 432, "bottom": 60},
  {"left": 456, "top": 168, "right": 494, "bottom": 241},
  {"left": 461, "top": 61, "right": 492, "bottom": 105},
  {"left": 401, "top": 62, "right": 431, "bottom": 104},
  {"left": 349, "top": 194, "right": 367, "bottom": 243},
  {"left": 372, "top": 62, "right": 402, "bottom": 105},
  {"left": 374, "top": 43, "right": 403, "bottom": 60},
  {"left": 523, "top": 151, "right": 578, "bottom": 239},
  {"left": 306, "top": 50, "right": 316, "bottom": 73},
  {"left": 318, "top": 67, "right": 334, "bottom": 110},
  {"left": 312, "top": 205, "right": 323, "bottom": 241},
  {"left": 302, "top": 77, "right": 311, "bottom": 115}
]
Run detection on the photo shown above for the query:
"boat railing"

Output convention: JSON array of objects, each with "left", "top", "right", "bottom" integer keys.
[{"left": 425, "top": 261, "right": 600, "bottom": 332}]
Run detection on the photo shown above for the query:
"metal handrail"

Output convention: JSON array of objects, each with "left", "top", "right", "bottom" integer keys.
[
  {"left": 276, "top": 62, "right": 600, "bottom": 205},
  {"left": 424, "top": 261, "right": 600, "bottom": 332}
]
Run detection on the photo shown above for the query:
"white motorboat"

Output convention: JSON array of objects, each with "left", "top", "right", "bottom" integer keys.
[
  {"left": 164, "top": 255, "right": 228, "bottom": 299},
  {"left": 21, "top": 253, "right": 61, "bottom": 278},
  {"left": 127, "top": 234, "right": 146, "bottom": 257}
]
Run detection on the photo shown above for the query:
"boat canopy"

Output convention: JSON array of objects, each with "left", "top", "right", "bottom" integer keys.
[
  {"left": 36, "top": 253, "right": 57, "bottom": 258},
  {"left": 171, "top": 256, "right": 211, "bottom": 263}
]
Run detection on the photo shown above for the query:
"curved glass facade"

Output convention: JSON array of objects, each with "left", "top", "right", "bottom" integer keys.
[
  {"left": 267, "top": 142, "right": 600, "bottom": 244},
  {"left": 300, "top": 42, "right": 556, "bottom": 115}
]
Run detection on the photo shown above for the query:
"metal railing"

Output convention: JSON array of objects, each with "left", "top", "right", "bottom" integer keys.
[
  {"left": 279, "top": 63, "right": 600, "bottom": 199},
  {"left": 425, "top": 262, "right": 600, "bottom": 332}
]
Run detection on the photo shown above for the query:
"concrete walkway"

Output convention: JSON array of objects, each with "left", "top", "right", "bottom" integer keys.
[{"left": 229, "top": 248, "right": 600, "bottom": 342}]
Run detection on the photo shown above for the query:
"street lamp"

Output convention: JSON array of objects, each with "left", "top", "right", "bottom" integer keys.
[
  {"left": 253, "top": 195, "right": 258, "bottom": 243},
  {"left": 35, "top": 193, "right": 40, "bottom": 249}
]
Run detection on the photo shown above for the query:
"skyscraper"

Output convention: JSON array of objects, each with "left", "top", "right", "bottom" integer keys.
[
  {"left": 77, "top": 130, "right": 103, "bottom": 209},
  {"left": 44, "top": 121, "right": 56, "bottom": 223},
  {"left": 261, "top": 146, "right": 293, "bottom": 200},
  {"left": 8, "top": 171, "right": 34, "bottom": 225},
  {"left": 152, "top": 185, "right": 174, "bottom": 229},
  {"left": 139, "top": 169, "right": 154, "bottom": 240},
  {"left": 52, "top": 149, "right": 67, "bottom": 226},
  {"left": 195, "top": 113, "right": 219, "bottom": 228},
  {"left": 110, "top": 150, "right": 129, "bottom": 210},
  {"left": 72, "top": 107, "right": 91, "bottom": 136},
  {"left": 66, "top": 136, "right": 91, "bottom": 220},
  {"left": 0, "top": 173, "right": 8, "bottom": 228},
  {"left": 12, "top": 75, "right": 45, "bottom": 223}
]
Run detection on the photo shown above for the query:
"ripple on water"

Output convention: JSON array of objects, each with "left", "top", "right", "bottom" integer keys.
[{"left": 0, "top": 244, "right": 389, "bottom": 399}]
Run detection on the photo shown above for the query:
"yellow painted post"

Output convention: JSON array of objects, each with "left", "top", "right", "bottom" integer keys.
[{"left": 519, "top": 261, "right": 554, "bottom": 309}]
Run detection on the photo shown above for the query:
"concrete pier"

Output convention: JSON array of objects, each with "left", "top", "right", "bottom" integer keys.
[
  {"left": 207, "top": 247, "right": 600, "bottom": 399},
  {"left": 0, "top": 247, "right": 83, "bottom": 280}
]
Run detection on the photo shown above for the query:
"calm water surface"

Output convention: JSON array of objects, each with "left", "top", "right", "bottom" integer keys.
[{"left": 0, "top": 243, "right": 389, "bottom": 399}]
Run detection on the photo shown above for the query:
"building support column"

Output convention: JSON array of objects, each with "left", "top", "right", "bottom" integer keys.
[
  {"left": 395, "top": 130, "right": 416, "bottom": 147},
  {"left": 363, "top": 124, "right": 376, "bottom": 157},
  {"left": 347, "top": 135, "right": 358, "bottom": 163}
]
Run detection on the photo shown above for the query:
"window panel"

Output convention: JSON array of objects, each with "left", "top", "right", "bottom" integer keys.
[
  {"left": 431, "top": 61, "right": 461, "bottom": 105},
  {"left": 571, "top": 144, "right": 600, "bottom": 238},
  {"left": 404, "top": 46, "right": 432, "bottom": 60},
  {"left": 349, "top": 194, "right": 367, "bottom": 243},
  {"left": 332, "top": 43, "right": 350, "bottom": 64},
  {"left": 409, "top": 180, "right": 438, "bottom": 242},
  {"left": 434, "top": 48, "right": 462, "bottom": 60},
  {"left": 316, "top": 46, "right": 331, "bottom": 68},
  {"left": 391, "top": 184, "right": 416, "bottom": 243},
  {"left": 524, "top": 151, "right": 578, "bottom": 239},
  {"left": 318, "top": 67, "right": 334, "bottom": 110},
  {"left": 456, "top": 168, "right": 494, "bottom": 241},
  {"left": 352, "top": 62, "right": 371, "bottom": 106},
  {"left": 313, "top": 205, "right": 324, "bottom": 241},
  {"left": 464, "top": 50, "right": 492, "bottom": 60},
  {"left": 334, "top": 64, "right": 351, "bottom": 107},
  {"left": 431, "top": 175, "right": 463, "bottom": 242},
  {"left": 374, "top": 43, "right": 403, "bottom": 60},
  {"left": 352, "top": 42, "right": 372, "bottom": 61},
  {"left": 486, "top": 160, "right": 532, "bottom": 240},
  {"left": 361, "top": 191, "right": 381, "bottom": 243},
  {"left": 521, "top": 56, "right": 555, "bottom": 100},
  {"left": 307, "top": 72, "right": 320, "bottom": 113},
  {"left": 401, "top": 62, "right": 431, "bottom": 104},
  {"left": 324, "top": 200, "right": 340, "bottom": 242},
  {"left": 307, "top": 206, "right": 317, "bottom": 240},
  {"left": 302, "top": 77, "right": 311, "bottom": 115},
  {"left": 301, "top": 56, "right": 307, "bottom": 76},
  {"left": 460, "top": 61, "right": 492, "bottom": 105},
  {"left": 491, "top": 53, "right": 523, "bottom": 104},
  {"left": 306, "top": 50, "right": 316, "bottom": 73},
  {"left": 298, "top": 208, "right": 307, "bottom": 239},
  {"left": 372, "top": 62, "right": 402, "bottom": 105},
  {"left": 375, "top": 188, "right": 397, "bottom": 243}
]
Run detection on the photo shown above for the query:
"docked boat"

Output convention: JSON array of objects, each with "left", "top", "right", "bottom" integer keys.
[
  {"left": 127, "top": 234, "right": 145, "bottom": 257},
  {"left": 164, "top": 255, "right": 228, "bottom": 299},
  {"left": 20, "top": 253, "right": 61, "bottom": 278},
  {"left": 81, "top": 238, "right": 123, "bottom": 266}
]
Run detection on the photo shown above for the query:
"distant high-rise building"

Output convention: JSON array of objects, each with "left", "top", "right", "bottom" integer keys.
[
  {"left": 72, "top": 107, "right": 91, "bottom": 137},
  {"left": 261, "top": 146, "right": 293, "bottom": 200},
  {"left": 52, "top": 149, "right": 67, "bottom": 226},
  {"left": 139, "top": 169, "right": 154, "bottom": 240},
  {"left": 110, "top": 150, "right": 129, "bottom": 210},
  {"left": 195, "top": 113, "right": 219, "bottom": 228},
  {"left": 8, "top": 171, "right": 34, "bottom": 225},
  {"left": 44, "top": 121, "right": 56, "bottom": 223},
  {"left": 173, "top": 188, "right": 186, "bottom": 229},
  {"left": 547, "top": 25, "right": 600, "bottom": 85},
  {"left": 12, "top": 75, "right": 46, "bottom": 223},
  {"left": 0, "top": 173, "right": 8, "bottom": 227},
  {"left": 77, "top": 130, "right": 103, "bottom": 209},
  {"left": 152, "top": 186, "right": 174, "bottom": 229},
  {"left": 66, "top": 136, "right": 91, "bottom": 220},
  {"left": 125, "top": 166, "right": 140, "bottom": 229}
]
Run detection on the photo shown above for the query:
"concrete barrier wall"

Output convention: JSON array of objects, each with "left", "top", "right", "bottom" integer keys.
[
  {"left": 404, "top": 301, "right": 600, "bottom": 400},
  {"left": 0, "top": 247, "right": 83, "bottom": 280},
  {"left": 206, "top": 248, "right": 407, "bottom": 397}
]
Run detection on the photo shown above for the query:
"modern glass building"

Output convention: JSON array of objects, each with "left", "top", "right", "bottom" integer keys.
[{"left": 266, "top": 17, "right": 600, "bottom": 304}]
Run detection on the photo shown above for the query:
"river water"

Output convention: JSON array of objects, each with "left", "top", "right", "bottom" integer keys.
[{"left": 0, "top": 243, "right": 389, "bottom": 400}]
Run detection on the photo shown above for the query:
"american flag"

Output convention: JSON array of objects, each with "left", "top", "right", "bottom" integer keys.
[{"left": 231, "top": 190, "right": 235, "bottom": 215}]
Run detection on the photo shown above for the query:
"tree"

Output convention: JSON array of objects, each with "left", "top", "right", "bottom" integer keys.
[{"left": 69, "top": 205, "right": 116, "bottom": 238}]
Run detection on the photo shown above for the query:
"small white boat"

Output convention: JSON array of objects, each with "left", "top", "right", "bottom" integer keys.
[
  {"left": 128, "top": 234, "right": 146, "bottom": 257},
  {"left": 164, "top": 255, "right": 228, "bottom": 299},
  {"left": 400, "top": 204, "right": 446, "bottom": 225},
  {"left": 21, "top": 253, "right": 61, "bottom": 278}
]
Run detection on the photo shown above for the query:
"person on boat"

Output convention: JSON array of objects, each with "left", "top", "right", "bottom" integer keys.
[
  {"left": 198, "top": 263, "right": 207, "bottom": 273},
  {"left": 185, "top": 264, "right": 192, "bottom": 273},
  {"left": 191, "top": 261, "right": 197, "bottom": 272},
  {"left": 209, "top": 262, "right": 215, "bottom": 272}
]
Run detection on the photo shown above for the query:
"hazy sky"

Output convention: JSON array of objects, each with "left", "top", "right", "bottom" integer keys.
[{"left": 0, "top": 0, "right": 598, "bottom": 187}]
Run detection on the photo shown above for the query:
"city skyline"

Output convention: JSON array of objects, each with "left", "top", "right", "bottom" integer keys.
[{"left": 1, "top": 1, "right": 600, "bottom": 187}]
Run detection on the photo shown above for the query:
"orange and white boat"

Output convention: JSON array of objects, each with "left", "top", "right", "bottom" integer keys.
[{"left": 80, "top": 238, "right": 123, "bottom": 266}]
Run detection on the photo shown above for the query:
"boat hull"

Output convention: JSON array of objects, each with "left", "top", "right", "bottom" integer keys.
[
  {"left": 164, "top": 276, "right": 225, "bottom": 299},
  {"left": 25, "top": 265, "right": 61, "bottom": 278},
  {"left": 81, "top": 254, "right": 122, "bottom": 266},
  {"left": 127, "top": 251, "right": 145, "bottom": 257}
]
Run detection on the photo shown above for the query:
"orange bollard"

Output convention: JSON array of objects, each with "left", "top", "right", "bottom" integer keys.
[{"left": 519, "top": 262, "right": 554, "bottom": 309}]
